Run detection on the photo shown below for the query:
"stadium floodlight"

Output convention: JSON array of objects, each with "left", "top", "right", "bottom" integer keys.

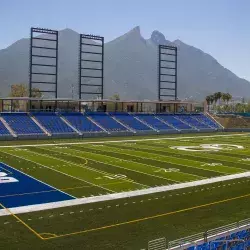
[
  {"left": 29, "top": 27, "right": 59, "bottom": 101},
  {"left": 79, "top": 34, "right": 104, "bottom": 100},
  {"left": 158, "top": 45, "right": 177, "bottom": 101}
]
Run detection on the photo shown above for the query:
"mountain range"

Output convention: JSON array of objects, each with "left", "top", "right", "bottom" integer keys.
[{"left": 0, "top": 26, "right": 249, "bottom": 101}]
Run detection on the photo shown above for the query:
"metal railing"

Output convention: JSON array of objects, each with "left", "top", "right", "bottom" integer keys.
[{"left": 148, "top": 218, "right": 250, "bottom": 250}]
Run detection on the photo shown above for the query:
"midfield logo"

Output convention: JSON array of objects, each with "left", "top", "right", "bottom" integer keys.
[
  {"left": 170, "top": 144, "right": 244, "bottom": 152},
  {"left": 0, "top": 171, "right": 19, "bottom": 184}
]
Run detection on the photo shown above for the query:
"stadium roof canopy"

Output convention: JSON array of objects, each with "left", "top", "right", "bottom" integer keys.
[{"left": 0, "top": 97, "right": 199, "bottom": 105}]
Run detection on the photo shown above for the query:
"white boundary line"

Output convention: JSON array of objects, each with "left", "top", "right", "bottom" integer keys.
[
  {"left": 0, "top": 133, "right": 248, "bottom": 149},
  {"left": 1, "top": 171, "right": 250, "bottom": 217}
]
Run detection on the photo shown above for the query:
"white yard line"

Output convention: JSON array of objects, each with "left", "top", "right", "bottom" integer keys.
[
  {"left": 68, "top": 146, "right": 203, "bottom": 180},
  {"left": 1, "top": 171, "right": 250, "bottom": 217},
  {"left": 0, "top": 151, "right": 115, "bottom": 193},
  {"left": 0, "top": 133, "right": 248, "bottom": 149},
  {"left": 23, "top": 148, "right": 149, "bottom": 189},
  {"left": 47, "top": 147, "right": 183, "bottom": 183},
  {"left": 77, "top": 144, "right": 231, "bottom": 175}
]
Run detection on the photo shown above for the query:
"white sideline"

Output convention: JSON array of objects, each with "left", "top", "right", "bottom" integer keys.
[
  {"left": 1, "top": 171, "right": 250, "bottom": 217},
  {"left": 0, "top": 133, "right": 248, "bottom": 149}
]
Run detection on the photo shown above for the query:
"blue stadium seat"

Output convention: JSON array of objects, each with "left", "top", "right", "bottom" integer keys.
[
  {"left": 0, "top": 112, "right": 221, "bottom": 136},
  {"left": 32, "top": 112, "right": 75, "bottom": 134},
  {"left": 188, "top": 228, "right": 250, "bottom": 250},
  {"left": 113, "top": 113, "right": 152, "bottom": 131},
  {"left": 87, "top": 112, "right": 127, "bottom": 132},
  {"left": 1, "top": 113, "right": 44, "bottom": 135},
  {"left": 135, "top": 114, "right": 173, "bottom": 130},
  {"left": 192, "top": 114, "right": 220, "bottom": 129},
  {"left": 176, "top": 114, "right": 211, "bottom": 129},
  {"left": 61, "top": 112, "right": 102, "bottom": 133},
  {"left": 156, "top": 114, "right": 192, "bottom": 130},
  {"left": 0, "top": 119, "right": 11, "bottom": 136}
]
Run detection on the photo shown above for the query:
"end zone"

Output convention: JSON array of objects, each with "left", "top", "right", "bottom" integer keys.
[{"left": 0, "top": 162, "right": 75, "bottom": 209}]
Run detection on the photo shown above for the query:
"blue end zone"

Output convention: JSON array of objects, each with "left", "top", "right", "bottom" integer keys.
[{"left": 0, "top": 162, "right": 75, "bottom": 208}]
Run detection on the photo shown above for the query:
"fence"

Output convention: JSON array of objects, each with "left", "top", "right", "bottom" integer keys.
[{"left": 148, "top": 218, "right": 250, "bottom": 250}]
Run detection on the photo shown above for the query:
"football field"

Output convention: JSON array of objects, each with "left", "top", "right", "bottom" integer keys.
[{"left": 1, "top": 132, "right": 250, "bottom": 249}]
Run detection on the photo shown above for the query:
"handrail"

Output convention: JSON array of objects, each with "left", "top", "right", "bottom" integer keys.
[{"left": 168, "top": 218, "right": 250, "bottom": 249}]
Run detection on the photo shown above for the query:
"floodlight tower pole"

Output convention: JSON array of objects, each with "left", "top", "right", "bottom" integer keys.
[
  {"left": 158, "top": 45, "right": 178, "bottom": 101},
  {"left": 79, "top": 34, "right": 104, "bottom": 100},
  {"left": 29, "top": 27, "right": 59, "bottom": 110}
]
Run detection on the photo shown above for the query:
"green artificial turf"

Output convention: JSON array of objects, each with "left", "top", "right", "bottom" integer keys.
[{"left": 0, "top": 132, "right": 250, "bottom": 249}]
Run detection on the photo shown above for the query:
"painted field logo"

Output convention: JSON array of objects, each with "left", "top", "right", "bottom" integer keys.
[
  {"left": 170, "top": 144, "right": 244, "bottom": 152},
  {"left": 0, "top": 171, "right": 19, "bottom": 184}
]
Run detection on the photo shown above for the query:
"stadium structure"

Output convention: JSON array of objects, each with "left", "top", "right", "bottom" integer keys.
[
  {"left": 0, "top": 27, "right": 222, "bottom": 140},
  {"left": 0, "top": 27, "right": 250, "bottom": 250}
]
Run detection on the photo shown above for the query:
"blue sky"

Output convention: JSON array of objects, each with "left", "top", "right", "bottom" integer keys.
[{"left": 1, "top": 0, "right": 250, "bottom": 81}]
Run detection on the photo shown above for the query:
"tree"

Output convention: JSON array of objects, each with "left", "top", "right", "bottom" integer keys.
[
  {"left": 213, "top": 92, "right": 218, "bottom": 105},
  {"left": 110, "top": 93, "right": 120, "bottom": 101},
  {"left": 213, "top": 92, "right": 222, "bottom": 105},
  {"left": 205, "top": 95, "right": 214, "bottom": 112},
  {"left": 225, "top": 93, "right": 232, "bottom": 104},
  {"left": 31, "top": 88, "right": 42, "bottom": 98},
  {"left": 221, "top": 93, "right": 227, "bottom": 104},
  {"left": 9, "top": 84, "right": 41, "bottom": 98},
  {"left": 206, "top": 95, "right": 211, "bottom": 111},
  {"left": 10, "top": 84, "right": 27, "bottom": 97}
]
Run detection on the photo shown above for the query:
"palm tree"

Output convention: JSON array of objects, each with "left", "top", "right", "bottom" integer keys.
[
  {"left": 206, "top": 95, "right": 211, "bottom": 111},
  {"left": 213, "top": 92, "right": 218, "bottom": 105},
  {"left": 226, "top": 93, "right": 232, "bottom": 104},
  {"left": 210, "top": 95, "right": 215, "bottom": 112},
  {"left": 217, "top": 92, "right": 222, "bottom": 105},
  {"left": 221, "top": 93, "right": 227, "bottom": 104},
  {"left": 206, "top": 95, "right": 214, "bottom": 112}
]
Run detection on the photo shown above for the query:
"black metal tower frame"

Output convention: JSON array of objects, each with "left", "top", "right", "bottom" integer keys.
[
  {"left": 79, "top": 34, "right": 104, "bottom": 99},
  {"left": 29, "top": 27, "right": 58, "bottom": 99},
  {"left": 158, "top": 45, "right": 177, "bottom": 101}
]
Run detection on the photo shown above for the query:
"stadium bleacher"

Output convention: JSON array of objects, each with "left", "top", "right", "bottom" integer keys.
[
  {"left": 112, "top": 113, "right": 152, "bottom": 131},
  {"left": 87, "top": 112, "right": 128, "bottom": 132},
  {"left": 192, "top": 113, "right": 220, "bottom": 129},
  {"left": 135, "top": 113, "right": 173, "bottom": 131},
  {"left": 1, "top": 113, "right": 44, "bottom": 135},
  {"left": 156, "top": 114, "right": 192, "bottom": 130},
  {"left": 167, "top": 217, "right": 250, "bottom": 250},
  {"left": 177, "top": 114, "right": 212, "bottom": 130},
  {"left": 0, "top": 112, "right": 220, "bottom": 138},
  {"left": 32, "top": 112, "right": 76, "bottom": 134},
  {"left": 0, "top": 118, "right": 11, "bottom": 136},
  {"left": 61, "top": 112, "right": 103, "bottom": 133},
  {"left": 186, "top": 229, "right": 250, "bottom": 250}
]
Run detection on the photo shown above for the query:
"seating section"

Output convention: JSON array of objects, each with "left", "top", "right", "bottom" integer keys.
[
  {"left": 0, "top": 112, "right": 221, "bottom": 137},
  {"left": 0, "top": 119, "right": 11, "bottom": 136},
  {"left": 113, "top": 113, "right": 152, "bottom": 131},
  {"left": 157, "top": 114, "right": 192, "bottom": 130},
  {"left": 193, "top": 114, "right": 220, "bottom": 129},
  {"left": 88, "top": 112, "right": 127, "bottom": 132},
  {"left": 177, "top": 114, "right": 212, "bottom": 130},
  {"left": 32, "top": 112, "right": 75, "bottom": 134},
  {"left": 1, "top": 113, "right": 44, "bottom": 135},
  {"left": 135, "top": 114, "right": 173, "bottom": 130},
  {"left": 187, "top": 228, "right": 250, "bottom": 250},
  {"left": 62, "top": 112, "right": 102, "bottom": 133}
]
